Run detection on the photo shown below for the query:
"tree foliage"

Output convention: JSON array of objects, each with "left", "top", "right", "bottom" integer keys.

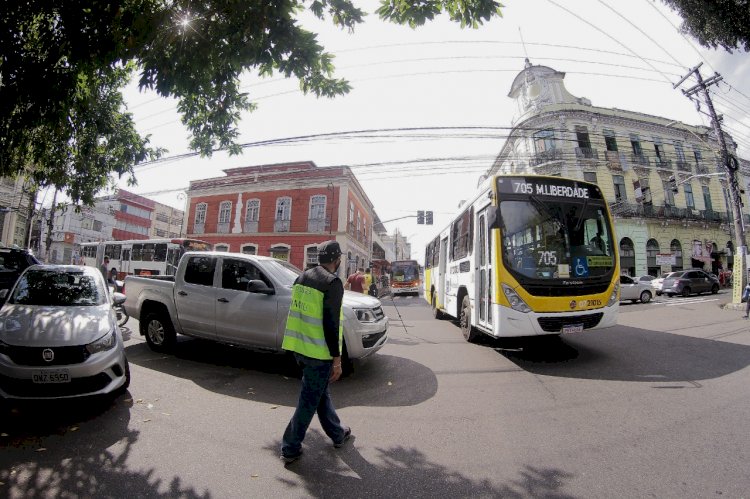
[
  {"left": 660, "top": 0, "right": 750, "bottom": 52},
  {"left": 0, "top": 0, "right": 503, "bottom": 204}
]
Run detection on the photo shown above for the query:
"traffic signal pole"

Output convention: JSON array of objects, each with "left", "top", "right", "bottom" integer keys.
[{"left": 675, "top": 63, "right": 747, "bottom": 304}]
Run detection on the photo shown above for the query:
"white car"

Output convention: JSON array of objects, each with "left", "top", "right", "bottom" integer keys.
[
  {"left": 651, "top": 272, "right": 675, "bottom": 296},
  {"left": 0, "top": 265, "right": 130, "bottom": 400},
  {"left": 619, "top": 275, "right": 653, "bottom": 303}
]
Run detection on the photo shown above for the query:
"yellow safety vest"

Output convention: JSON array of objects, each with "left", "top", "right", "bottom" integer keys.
[{"left": 282, "top": 283, "right": 343, "bottom": 360}]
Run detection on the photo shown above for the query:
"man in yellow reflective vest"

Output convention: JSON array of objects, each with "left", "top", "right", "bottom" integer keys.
[{"left": 280, "top": 240, "right": 351, "bottom": 464}]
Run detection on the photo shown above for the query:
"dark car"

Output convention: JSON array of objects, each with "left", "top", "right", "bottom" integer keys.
[
  {"left": 0, "top": 247, "right": 40, "bottom": 302},
  {"left": 662, "top": 269, "right": 720, "bottom": 297}
]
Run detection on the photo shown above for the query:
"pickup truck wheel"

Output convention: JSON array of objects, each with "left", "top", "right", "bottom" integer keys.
[{"left": 142, "top": 311, "right": 176, "bottom": 352}]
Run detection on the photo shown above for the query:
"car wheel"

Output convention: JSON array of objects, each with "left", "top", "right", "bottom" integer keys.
[
  {"left": 666, "top": 293, "right": 673, "bottom": 298},
  {"left": 112, "top": 359, "right": 131, "bottom": 399},
  {"left": 640, "top": 290, "right": 652, "bottom": 303},
  {"left": 682, "top": 287, "right": 691, "bottom": 298},
  {"left": 711, "top": 284, "right": 719, "bottom": 294},
  {"left": 432, "top": 293, "right": 444, "bottom": 320},
  {"left": 460, "top": 295, "right": 478, "bottom": 343},
  {"left": 141, "top": 311, "right": 176, "bottom": 352}
]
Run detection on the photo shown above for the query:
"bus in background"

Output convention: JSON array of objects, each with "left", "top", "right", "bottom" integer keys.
[
  {"left": 390, "top": 259, "right": 421, "bottom": 296},
  {"left": 80, "top": 238, "right": 212, "bottom": 278},
  {"left": 425, "top": 175, "right": 619, "bottom": 342}
]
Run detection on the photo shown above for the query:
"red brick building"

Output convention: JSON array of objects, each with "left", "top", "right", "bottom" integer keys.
[{"left": 184, "top": 161, "right": 377, "bottom": 273}]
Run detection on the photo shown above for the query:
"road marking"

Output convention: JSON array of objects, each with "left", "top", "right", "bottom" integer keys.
[{"left": 664, "top": 298, "right": 719, "bottom": 306}]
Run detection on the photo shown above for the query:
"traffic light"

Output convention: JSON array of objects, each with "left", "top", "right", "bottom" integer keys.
[
  {"left": 426, "top": 211, "right": 433, "bottom": 225},
  {"left": 417, "top": 210, "right": 425, "bottom": 224},
  {"left": 668, "top": 175, "right": 678, "bottom": 193}
]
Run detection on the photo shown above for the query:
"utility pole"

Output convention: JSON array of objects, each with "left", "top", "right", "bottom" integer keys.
[
  {"left": 675, "top": 63, "right": 747, "bottom": 304},
  {"left": 45, "top": 189, "right": 58, "bottom": 263}
]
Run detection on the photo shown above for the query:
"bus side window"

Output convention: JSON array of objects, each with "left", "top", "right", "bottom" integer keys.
[
  {"left": 132, "top": 244, "right": 143, "bottom": 261},
  {"left": 154, "top": 244, "right": 167, "bottom": 262}
]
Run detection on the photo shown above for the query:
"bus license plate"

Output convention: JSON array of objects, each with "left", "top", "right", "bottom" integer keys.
[
  {"left": 562, "top": 324, "right": 584, "bottom": 334},
  {"left": 32, "top": 369, "right": 70, "bottom": 384}
]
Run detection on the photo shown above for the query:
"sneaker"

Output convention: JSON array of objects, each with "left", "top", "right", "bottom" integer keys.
[
  {"left": 334, "top": 427, "right": 352, "bottom": 448},
  {"left": 280, "top": 450, "right": 303, "bottom": 464}
]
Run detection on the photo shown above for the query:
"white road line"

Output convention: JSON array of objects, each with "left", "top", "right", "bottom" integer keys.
[{"left": 664, "top": 298, "right": 719, "bottom": 306}]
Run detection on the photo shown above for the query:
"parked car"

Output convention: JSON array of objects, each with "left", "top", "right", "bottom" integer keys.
[
  {"left": 0, "top": 246, "right": 40, "bottom": 303},
  {"left": 123, "top": 252, "right": 388, "bottom": 370},
  {"left": 0, "top": 265, "right": 130, "bottom": 400},
  {"left": 661, "top": 269, "right": 720, "bottom": 297},
  {"left": 620, "top": 275, "right": 653, "bottom": 303},
  {"left": 651, "top": 272, "right": 676, "bottom": 296}
]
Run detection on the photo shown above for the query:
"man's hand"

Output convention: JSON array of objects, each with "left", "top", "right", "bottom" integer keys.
[{"left": 330, "top": 356, "right": 343, "bottom": 382}]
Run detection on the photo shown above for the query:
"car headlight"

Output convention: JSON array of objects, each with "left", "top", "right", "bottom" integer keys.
[
  {"left": 354, "top": 308, "right": 378, "bottom": 323},
  {"left": 502, "top": 284, "right": 531, "bottom": 313},
  {"left": 607, "top": 282, "right": 620, "bottom": 307},
  {"left": 86, "top": 330, "right": 117, "bottom": 354}
]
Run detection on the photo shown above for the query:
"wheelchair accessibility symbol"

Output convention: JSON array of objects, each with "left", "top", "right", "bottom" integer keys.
[{"left": 572, "top": 257, "right": 589, "bottom": 277}]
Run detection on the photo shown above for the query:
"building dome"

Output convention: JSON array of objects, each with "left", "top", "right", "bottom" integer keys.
[{"left": 509, "top": 59, "right": 591, "bottom": 122}]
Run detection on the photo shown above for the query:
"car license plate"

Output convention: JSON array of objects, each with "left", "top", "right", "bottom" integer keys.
[
  {"left": 561, "top": 324, "right": 584, "bottom": 334},
  {"left": 32, "top": 369, "right": 70, "bottom": 383}
]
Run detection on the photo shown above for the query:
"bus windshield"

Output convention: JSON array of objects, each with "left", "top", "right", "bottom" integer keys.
[{"left": 391, "top": 260, "right": 420, "bottom": 283}]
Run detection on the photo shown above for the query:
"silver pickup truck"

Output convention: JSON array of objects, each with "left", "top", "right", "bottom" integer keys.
[{"left": 123, "top": 252, "right": 388, "bottom": 365}]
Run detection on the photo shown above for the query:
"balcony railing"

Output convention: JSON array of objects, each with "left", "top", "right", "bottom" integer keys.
[
  {"left": 217, "top": 222, "right": 230, "bottom": 234},
  {"left": 244, "top": 220, "right": 259, "bottom": 233},
  {"left": 308, "top": 218, "right": 327, "bottom": 233},
  {"left": 630, "top": 153, "right": 650, "bottom": 167},
  {"left": 193, "top": 223, "right": 205, "bottom": 234},
  {"left": 675, "top": 160, "right": 690, "bottom": 172},
  {"left": 655, "top": 157, "right": 673, "bottom": 170},
  {"left": 274, "top": 219, "right": 290, "bottom": 232},
  {"left": 609, "top": 202, "right": 730, "bottom": 222},
  {"left": 575, "top": 147, "right": 599, "bottom": 160},
  {"left": 530, "top": 148, "right": 563, "bottom": 167}
]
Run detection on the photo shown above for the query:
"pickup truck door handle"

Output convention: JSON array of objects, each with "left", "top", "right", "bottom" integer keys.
[
  {"left": 177, "top": 291, "right": 188, "bottom": 296},
  {"left": 217, "top": 297, "right": 229, "bottom": 303}
]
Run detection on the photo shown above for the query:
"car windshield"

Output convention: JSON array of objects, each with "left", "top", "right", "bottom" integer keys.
[
  {"left": 264, "top": 259, "right": 302, "bottom": 286},
  {"left": 9, "top": 269, "right": 106, "bottom": 306}
]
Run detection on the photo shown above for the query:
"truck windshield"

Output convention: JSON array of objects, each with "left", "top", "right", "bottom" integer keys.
[{"left": 264, "top": 259, "right": 302, "bottom": 286}]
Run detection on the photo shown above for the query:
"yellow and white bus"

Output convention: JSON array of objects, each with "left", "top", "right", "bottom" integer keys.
[
  {"left": 79, "top": 238, "right": 212, "bottom": 278},
  {"left": 424, "top": 174, "right": 619, "bottom": 342}
]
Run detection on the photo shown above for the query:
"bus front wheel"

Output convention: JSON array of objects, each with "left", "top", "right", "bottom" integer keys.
[{"left": 460, "top": 295, "right": 478, "bottom": 343}]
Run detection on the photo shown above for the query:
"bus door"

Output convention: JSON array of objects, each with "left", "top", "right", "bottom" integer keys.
[
  {"left": 476, "top": 208, "right": 493, "bottom": 330},
  {"left": 166, "top": 247, "right": 180, "bottom": 275},
  {"left": 438, "top": 237, "right": 448, "bottom": 308},
  {"left": 121, "top": 248, "right": 131, "bottom": 275}
]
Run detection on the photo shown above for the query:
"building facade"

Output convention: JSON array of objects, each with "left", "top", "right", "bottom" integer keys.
[
  {"left": 0, "top": 176, "right": 34, "bottom": 248},
  {"left": 487, "top": 60, "right": 748, "bottom": 277},
  {"left": 184, "top": 161, "right": 376, "bottom": 275},
  {"left": 47, "top": 189, "right": 184, "bottom": 264}
]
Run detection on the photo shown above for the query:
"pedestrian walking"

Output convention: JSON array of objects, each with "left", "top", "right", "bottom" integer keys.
[
  {"left": 100, "top": 257, "right": 110, "bottom": 281},
  {"left": 280, "top": 240, "right": 352, "bottom": 464},
  {"left": 345, "top": 267, "right": 365, "bottom": 293},
  {"left": 362, "top": 267, "right": 373, "bottom": 295},
  {"left": 744, "top": 278, "right": 750, "bottom": 319}
]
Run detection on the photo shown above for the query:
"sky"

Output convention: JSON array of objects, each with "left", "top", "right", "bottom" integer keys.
[{"left": 112, "top": 0, "right": 750, "bottom": 264}]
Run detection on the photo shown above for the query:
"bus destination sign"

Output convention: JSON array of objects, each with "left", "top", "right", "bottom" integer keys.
[{"left": 496, "top": 177, "right": 603, "bottom": 199}]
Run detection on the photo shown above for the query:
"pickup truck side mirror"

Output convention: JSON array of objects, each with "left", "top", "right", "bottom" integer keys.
[
  {"left": 112, "top": 292, "right": 127, "bottom": 306},
  {"left": 246, "top": 279, "right": 275, "bottom": 295}
]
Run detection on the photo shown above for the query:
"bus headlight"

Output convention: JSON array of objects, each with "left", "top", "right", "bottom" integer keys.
[
  {"left": 502, "top": 284, "right": 531, "bottom": 313},
  {"left": 607, "top": 282, "right": 620, "bottom": 306}
]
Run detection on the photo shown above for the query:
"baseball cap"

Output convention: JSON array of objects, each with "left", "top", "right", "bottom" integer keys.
[{"left": 317, "top": 240, "right": 342, "bottom": 263}]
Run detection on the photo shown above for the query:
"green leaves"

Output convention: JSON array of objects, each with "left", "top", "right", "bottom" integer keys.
[
  {"left": 1, "top": 0, "right": 505, "bottom": 205},
  {"left": 660, "top": 0, "right": 750, "bottom": 52}
]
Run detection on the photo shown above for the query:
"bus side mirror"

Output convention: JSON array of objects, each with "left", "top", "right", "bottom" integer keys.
[{"left": 487, "top": 206, "right": 501, "bottom": 230}]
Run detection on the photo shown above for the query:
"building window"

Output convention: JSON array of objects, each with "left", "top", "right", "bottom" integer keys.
[
  {"left": 603, "top": 130, "right": 618, "bottom": 151},
  {"left": 357, "top": 212, "right": 362, "bottom": 239},
  {"left": 533, "top": 129, "right": 555, "bottom": 153},
  {"left": 195, "top": 203, "right": 207, "bottom": 225},
  {"left": 275, "top": 197, "right": 291, "bottom": 232},
  {"left": 663, "top": 178, "right": 675, "bottom": 206},
  {"left": 702, "top": 185, "right": 713, "bottom": 212},
  {"left": 646, "top": 239, "right": 660, "bottom": 276},
  {"left": 218, "top": 201, "right": 232, "bottom": 224},
  {"left": 684, "top": 183, "right": 695, "bottom": 209},
  {"left": 305, "top": 246, "right": 318, "bottom": 269},
  {"left": 241, "top": 244, "right": 257, "bottom": 255},
  {"left": 630, "top": 134, "right": 642, "bottom": 156},
  {"left": 349, "top": 201, "right": 354, "bottom": 223},
  {"left": 270, "top": 245, "right": 289, "bottom": 261},
  {"left": 245, "top": 199, "right": 260, "bottom": 233},
  {"left": 654, "top": 138, "right": 666, "bottom": 162},
  {"left": 308, "top": 195, "right": 327, "bottom": 232},
  {"left": 620, "top": 237, "right": 635, "bottom": 277},
  {"left": 613, "top": 175, "right": 627, "bottom": 201},
  {"left": 671, "top": 239, "right": 683, "bottom": 271},
  {"left": 674, "top": 141, "right": 686, "bottom": 162},
  {"left": 215, "top": 244, "right": 229, "bottom": 252},
  {"left": 583, "top": 172, "right": 597, "bottom": 184},
  {"left": 693, "top": 147, "right": 703, "bottom": 167},
  {"left": 575, "top": 125, "right": 591, "bottom": 149}
]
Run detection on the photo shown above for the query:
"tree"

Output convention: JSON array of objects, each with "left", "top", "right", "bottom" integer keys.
[
  {"left": 660, "top": 0, "right": 750, "bottom": 52},
  {"left": 1, "top": 0, "right": 503, "bottom": 204}
]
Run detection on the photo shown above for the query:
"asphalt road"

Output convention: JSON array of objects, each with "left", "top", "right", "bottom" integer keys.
[{"left": 2, "top": 290, "right": 749, "bottom": 498}]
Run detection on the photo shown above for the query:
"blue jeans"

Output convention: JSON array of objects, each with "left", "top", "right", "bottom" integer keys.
[{"left": 281, "top": 353, "right": 347, "bottom": 457}]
